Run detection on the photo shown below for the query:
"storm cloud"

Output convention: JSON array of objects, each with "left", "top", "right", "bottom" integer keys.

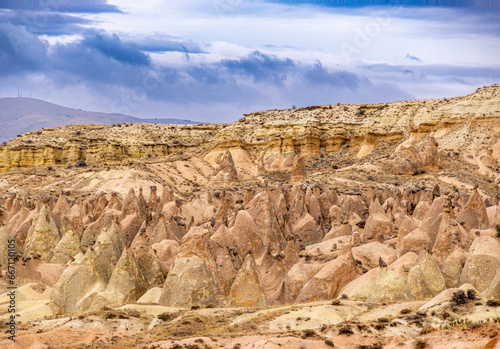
[{"left": 0, "top": 1, "right": 498, "bottom": 122}]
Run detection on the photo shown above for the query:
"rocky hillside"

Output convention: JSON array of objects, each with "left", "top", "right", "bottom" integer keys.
[
  {"left": 0, "top": 85, "right": 499, "bottom": 348},
  {"left": 0, "top": 97, "right": 198, "bottom": 143}
]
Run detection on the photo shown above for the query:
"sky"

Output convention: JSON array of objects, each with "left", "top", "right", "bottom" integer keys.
[{"left": 0, "top": 0, "right": 499, "bottom": 122}]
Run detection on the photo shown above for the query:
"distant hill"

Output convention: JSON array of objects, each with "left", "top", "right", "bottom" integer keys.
[{"left": 0, "top": 97, "right": 199, "bottom": 142}]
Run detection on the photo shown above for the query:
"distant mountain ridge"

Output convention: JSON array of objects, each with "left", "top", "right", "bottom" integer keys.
[{"left": 0, "top": 97, "right": 199, "bottom": 142}]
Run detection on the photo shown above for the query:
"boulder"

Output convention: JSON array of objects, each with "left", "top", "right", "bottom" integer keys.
[
  {"left": 407, "top": 253, "right": 446, "bottom": 300},
  {"left": 441, "top": 248, "right": 467, "bottom": 288},
  {"left": 339, "top": 267, "right": 380, "bottom": 301},
  {"left": 398, "top": 228, "right": 432, "bottom": 257}
]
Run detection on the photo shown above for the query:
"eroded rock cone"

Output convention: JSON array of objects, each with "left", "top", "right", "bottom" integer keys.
[
  {"left": 367, "top": 266, "right": 413, "bottom": 303},
  {"left": 213, "top": 149, "right": 238, "bottom": 183},
  {"left": 392, "top": 144, "right": 422, "bottom": 175},
  {"left": 23, "top": 205, "right": 61, "bottom": 262},
  {"left": 455, "top": 189, "right": 490, "bottom": 229},
  {"left": 295, "top": 249, "right": 357, "bottom": 303},
  {"left": 151, "top": 239, "right": 180, "bottom": 276},
  {"left": 407, "top": 252, "right": 445, "bottom": 300},
  {"left": 419, "top": 137, "right": 440, "bottom": 171},
  {"left": 51, "top": 230, "right": 81, "bottom": 264},
  {"left": 228, "top": 254, "right": 268, "bottom": 307},
  {"left": 364, "top": 199, "right": 393, "bottom": 240},
  {"left": 131, "top": 230, "right": 164, "bottom": 287},
  {"left": 159, "top": 227, "right": 221, "bottom": 308},
  {"left": 85, "top": 247, "right": 149, "bottom": 312},
  {"left": 49, "top": 222, "right": 124, "bottom": 315},
  {"left": 460, "top": 235, "right": 500, "bottom": 293},
  {"left": 80, "top": 227, "right": 96, "bottom": 254}
]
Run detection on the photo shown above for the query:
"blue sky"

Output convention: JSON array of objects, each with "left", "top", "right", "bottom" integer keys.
[{"left": 0, "top": 0, "right": 499, "bottom": 122}]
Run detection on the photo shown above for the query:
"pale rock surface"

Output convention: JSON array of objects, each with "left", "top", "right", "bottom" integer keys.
[
  {"left": 419, "top": 137, "right": 440, "bottom": 171},
  {"left": 407, "top": 252, "right": 446, "bottom": 300},
  {"left": 151, "top": 239, "right": 180, "bottom": 275},
  {"left": 455, "top": 189, "right": 490, "bottom": 229},
  {"left": 295, "top": 251, "right": 357, "bottom": 303},
  {"left": 51, "top": 230, "right": 81, "bottom": 264},
  {"left": 392, "top": 144, "right": 422, "bottom": 175},
  {"left": 131, "top": 231, "right": 164, "bottom": 287},
  {"left": 228, "top": 255, "right": 268, "bottom": 307},
  {"left": 23, "top": 205, "right": 61, "bottom": 262},
  {"left": 49, "top": 223, "right": 124, "bottom": 315},
  {"left": 460, "top": 236, "right": 500, "bottom": 292},
  {"left": 159, "top": 227, "right": 221, "bottom": 308},
  {"left": 136, "top": 287, "right": 162, "bottom": 304},
  {"left": 352, "top": 242, "right": 396, "bottom": 270},
  {"left": 441, "top": 248, "right": 468, "bottom": 288},
  {"left": 86, "top": 247, "right": 149, "bottom": 312},
  {"left": 283, "top": 263, "right": 325, "bottom": 303},
  {"left": 398, "top": 228, "right": 432, "bottom": 257},
  {"left": 290, "top": 154, "right": 306, "bottom": 183},
  {"left": 80, "top": 227, "right": 96, "bottom": 254},
  {"left": 212, "top": 149, "right": 238, "bottom": 184},
  {"left": 367, "top": 266, "right": 413, "bottom": 303}
]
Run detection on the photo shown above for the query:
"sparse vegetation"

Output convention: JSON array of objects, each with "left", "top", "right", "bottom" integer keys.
[
  {"left": 467, "top": 289, "right": 476, "bottom": 300},
  {"left": 451, "top": 290, "right": 467, "bottom": 305},
  {"left": 486, "top": 299, "right": 500, "bottom": 307},
  {"left": 332, "top": 164, "right": 339, "bottom": 170},
  {"left": 75, "top": 160, "right": 87, "bottom": 167},
  {"left": 414, "top": 339, "right": 427, "bottom": 349},
  {"left": 338, "top": 325, "right": 353, "bottom": 335}
]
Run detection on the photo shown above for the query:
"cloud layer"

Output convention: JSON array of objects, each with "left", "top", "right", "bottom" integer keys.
[{"left": 0, "top": 1, "right": 499, "bottom": 122}]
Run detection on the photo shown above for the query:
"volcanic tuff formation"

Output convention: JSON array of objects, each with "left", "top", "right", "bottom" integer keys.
[{"left": 1, "top": 85, "right": 500, "bottom": 348}]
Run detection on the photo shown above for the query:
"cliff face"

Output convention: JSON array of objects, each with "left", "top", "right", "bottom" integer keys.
[{"left": 1, "top": 85, "right": 499, "bottom": 178}]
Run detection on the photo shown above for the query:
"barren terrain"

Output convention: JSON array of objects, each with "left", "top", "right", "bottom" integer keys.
[{"left": 0, "top": 85, "right": 500, "bottom": 348}]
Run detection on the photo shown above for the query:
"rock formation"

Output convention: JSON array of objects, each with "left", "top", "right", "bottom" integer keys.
[{"left": 1, "top": 85, "right": 500, "bottom": 348}]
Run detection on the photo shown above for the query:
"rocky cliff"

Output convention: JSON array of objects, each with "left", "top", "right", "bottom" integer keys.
[{"left": 0, "top": 85, "right": 500, "bottom": 348}]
